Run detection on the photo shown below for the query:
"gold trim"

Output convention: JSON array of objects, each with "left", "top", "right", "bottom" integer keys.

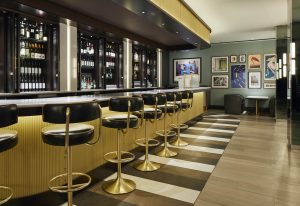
[{"left": 149, "top": 0, "right": 211, "bottom": 44}]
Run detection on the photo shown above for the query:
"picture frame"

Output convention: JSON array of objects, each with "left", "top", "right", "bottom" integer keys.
[
  {"left": 239, "top": 54, "right": 246, "bottom": 63},
  {"left": 230, "top": 55, "right": 237, "bottom": 63},
  {"left": 173, "top": 57, "right": 201, "bottom": 82},
  {"left": 248, "top": 72, "right": 261, "bottom": 89},
  {"left": 264, "top": 54, "right": 277, "bottom": 80},
  {"left": 211, "top": 56, "right": 229, "bottom": 73},
  {"left": 263, "top": 82, "right": 276, "bottom": 89},
  {"left": 231, "top": 64, "right": 246, "bottom": 88},
  {"left": 212, "top": 75, "right": 229, "bottom": 88},
  {"left": 248, "top": 54, "right": 261, "bottom": 69}
]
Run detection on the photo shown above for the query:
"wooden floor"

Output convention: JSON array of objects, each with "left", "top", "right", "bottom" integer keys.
[{"left": 196, "top": 114, "right": 300, "bottom": 206}]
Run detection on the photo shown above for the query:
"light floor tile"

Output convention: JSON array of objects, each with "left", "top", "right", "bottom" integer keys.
[
  {"left": 180, "top": 133, "right": 230, "bottom": 143},
  {"left": 203, "top": 118, "right": 240, "bottom": 123},
  {"left": 196, "top": 122, "right": 238, "bottom": 128},
  {"left": 166, "top": 143, "right": 224, "bottom": 155},
  {"left": 104, "top": 173, "right": 200, "bottom": 204},
  {"left": 141, "top": 154, "right": 215, "bottom": 173},
  {"left": 188, "top": 127, "right": 235, "bottom": 134}
]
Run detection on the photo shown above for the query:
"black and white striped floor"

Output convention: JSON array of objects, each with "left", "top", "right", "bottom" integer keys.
[{"left": 74, "top": 114, "right": 240, "bottom": 206}]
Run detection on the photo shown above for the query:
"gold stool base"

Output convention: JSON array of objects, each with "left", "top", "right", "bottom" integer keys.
[
  {"left": 0, "top": 186, "right": 13, "bottom": 205},
  {"left": 135, "top": 160, "right": 160, "bottom": 172},
  {"left": 156, "top": 146, "right": 177, "bottom": 157},
  {"left": 102, "top": 177, "right": 136, "bottom": 194},
  {"left": 170, "top": 137, "right": 189, "bottom": 147}
]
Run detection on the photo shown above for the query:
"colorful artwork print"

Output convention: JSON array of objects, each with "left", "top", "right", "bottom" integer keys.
[
  {"left": 212, "top": 75, "right": 228, "bottom": 88},
  {"left": 174, "top": 58, "right": 201, "bottom": 81},
  {"left": 264, "top": 54, "right": 277, "bottom": 80},
  {"left": 212, "top": 56, "right": 228, "bottom": 73},
  {"left": 231, "top": 64, "right": 246, "bottom": 88},
  {"left": 248, "top": 72, "right": 261, "bottom": 89},
  {"left": 248, "top": 54, "right": 261, "bottom": 69}
]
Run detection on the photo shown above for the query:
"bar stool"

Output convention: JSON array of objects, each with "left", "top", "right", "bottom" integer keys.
[
  {"left": 155, "top": 92, "right": 178, "bottom": 157},
  {"left": 170, "top": 90, "right": 193, "bottom": 147},
  {"left": 102, "top": 96, "right": 144, "bottom": 194},
  {"left": 41, "top": 101, "right": 101, "bottom": 206},
  {"left": 134, "top": 93, "right": 163, "bottom": 172},
  {"left": 0, "top": 104, "right": 18, "bottom": 205}
]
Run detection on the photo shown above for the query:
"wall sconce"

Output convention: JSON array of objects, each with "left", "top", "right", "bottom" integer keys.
[
  {"left": 278, "top": 59, "right": 282, "bottom": 69},
  {"left": 283, "top": 65, "right": 287, "bottom": 78},
  {"left": 290, "top": 42, "right": 296, "bottom": 75}
]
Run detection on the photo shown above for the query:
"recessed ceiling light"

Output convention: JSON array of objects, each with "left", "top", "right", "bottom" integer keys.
[
  {"left": 186, "top": 37, "right": 190, "bottom": 40},
  {"left": 176, "top": 31, "right": 179, "bottom": 34},
  {"left": 141, "top": 11, "right": 146, "bottom": 14},
  {"left": 161, "top": 23, "right": 165, "bottom": 26},
  {"left": 194, "top": 42, "right": 198, "bottom": 45}
]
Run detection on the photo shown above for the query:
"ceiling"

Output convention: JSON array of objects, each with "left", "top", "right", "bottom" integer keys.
[{"left": 184, "top": 0, "right": 288, "bottom": 43}]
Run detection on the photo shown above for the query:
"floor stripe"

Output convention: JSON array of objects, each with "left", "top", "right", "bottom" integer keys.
[
  {"left": 166, "top": 143, "right": 224, "bottom": 155},
  {"left": 104, "top": 173, "right": 200, "bottom": 204},
  {"left": 188, "top": 127, "right": 235, "bottom": 134},
  {"left": 140, "top": 154, "right": 215, "bottom": 173},
  {"left": 196, "top": 122, "right": 238, "bottom": 128},
  {"left": 180, "top": 133, "right": 230, "bottom": 142},
  {"left": 203, "top": 117, "right": 240, "bottom": 123},
  {"left": 203, "top": 114, "right": 230, "bottom": 117}
]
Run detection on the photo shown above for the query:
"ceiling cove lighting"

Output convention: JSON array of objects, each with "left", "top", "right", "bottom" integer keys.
[{"left": 66, "top": 19, "right": 71, "bottom": 91}]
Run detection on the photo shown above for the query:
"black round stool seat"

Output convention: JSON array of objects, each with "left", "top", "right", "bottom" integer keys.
[
  {"left": 182, "top": 90, "right": 193, "bottom": 99},
  {"left": 158, "top": 104, "right": 179, "bottom": 113},
  {"left": 102, "top": 114, "right": 139, "bottom": 129},
  {"left": 0, "top": 129, "right": 18, "bottom": 153},
  {"left": 134, "top": 108, "right": 163, "bottom": 119},
  {"left": 178, "top": 102, "right": 190, "bottom": 109},
  {"left": 42, "top": 123, "right": 94, "bottom": 146}
]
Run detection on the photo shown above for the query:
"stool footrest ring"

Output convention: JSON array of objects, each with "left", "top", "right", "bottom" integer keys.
[
  {"left": 155, "top": 130, "right": 176, "bottom": 137},
  {"left": 104, "top": 151, "right": 135, "bottom": 163},
  {"left": 0, "top": 186, "right": 13, "bottom": 205},
  {"left": 48, "top": 172, "right": 91, "bottom": 193},
  {"left": 135, "top": 138, "right": 160, "bottom": 147},
  {"left": 169, "top": 123, "right": 188, "bottom": 130}
]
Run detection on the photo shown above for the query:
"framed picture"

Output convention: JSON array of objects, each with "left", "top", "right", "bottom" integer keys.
[
  {"left": 211, "top": 56, "right": 228, "bottom": 73},
  {"left": 173, "top": 58, "right": 201, "bottom": 81},
  {"left": 231, "top": 64, "right": 246, "bottom": 88},
  {"left": 248, "top": 72, "right": 261, "bottom": 89},
  {"left": 263, "top": 82, "right": 276, "bottom": 89},
  {"left": 239, "top": 54, "right": 246, "bottom": 63},
  {"left": 248, "top": 54, "right": 261, "bottom": 69},
  {"left": 212, "top": 75, "right": 229, "bottom": 88},
  {"left": 264, "top": 54, "right": 277, "bottom": 80},
  {"left": 230, "top": 55, "right": 237, "bottom": 63}
]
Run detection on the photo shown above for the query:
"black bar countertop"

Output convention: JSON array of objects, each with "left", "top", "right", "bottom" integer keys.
[{"left": 0, "top": 87, "right": 210, "bottom": 116}]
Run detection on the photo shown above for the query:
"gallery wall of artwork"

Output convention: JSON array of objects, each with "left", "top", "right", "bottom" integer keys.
[{"left": 168, "top": 39, "right": 276, "bottom": 107}]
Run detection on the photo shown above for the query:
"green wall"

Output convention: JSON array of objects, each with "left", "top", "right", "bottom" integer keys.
[{"left": 168, "top": 39, "right": 276, "bottom": 107}]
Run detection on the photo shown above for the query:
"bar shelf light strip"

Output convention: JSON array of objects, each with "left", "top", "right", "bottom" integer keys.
[{"left": 291, "top": 42, "right": 296, "bottom": 75}]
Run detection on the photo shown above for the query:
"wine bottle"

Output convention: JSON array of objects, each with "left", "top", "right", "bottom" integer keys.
[
  {"left": 25, "top": 20, "right": 30, "bottom": 38},
  {"left": 42, "top": 24, "right": 48, "bottom": 42},
  {"left": 30, "top": 23, "right": 35, "bottom": 39},
  {"left": 35, "top": 23, "right": 40, "bottom": 40},
  {"left": 39, "top": 23, "right": 43, "bottom": 41}
]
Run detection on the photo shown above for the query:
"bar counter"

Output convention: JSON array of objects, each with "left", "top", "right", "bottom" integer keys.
[{"left": 0, "top": 87, "right": 209, "bottom": 199}]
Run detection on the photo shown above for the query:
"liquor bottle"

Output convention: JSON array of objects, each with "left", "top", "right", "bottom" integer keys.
[
  {"left": 35, "top": 23, "right": 40, "bottom": 40},
  {"left": 20, "top": 19, "right": 25, "bottom": 37},
  {"left": 30, "top": 23, "right": 35, "bottom": 39},
  {"left": 30, "top": 43, "right": 35, "bottom": 59},
  {"left": 20, "top": 41, "right": 26, "bottom": 58},
  {"left": 25, "top": 20, "right": 30, "bottom": 38},
  {"left": 39, "top": 23, "right": 43, "bottom": 41},
  {"left": 42, "top": 24, "right": 47, "bottom": 42}
]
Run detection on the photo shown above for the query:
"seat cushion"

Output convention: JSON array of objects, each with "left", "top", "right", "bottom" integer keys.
[
  {"left": 158, "top": 104, "right": 179, "bottom": 113},
  {"left": 102, "top": 114, "right": 139, "bottom": 129},
  {"left": 0, "top": 129, "right": 18, "bottom": 153},
  {"left": 134, "top": 108, "right": 163, "bottom": 119},
  {"left": 179, "top": 102, "right": 190, "bottom": 109},
  {"left": 41, "top": 123, "right": 94, "bottom": 146}
]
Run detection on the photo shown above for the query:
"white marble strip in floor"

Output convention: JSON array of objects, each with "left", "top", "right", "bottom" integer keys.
[
  {"left": 203, "top": 114, "right": 230, "bottom": 117},
  {"left": 203, "top": 117, "right": 240, "bottom": 123},
  {"left": 196, "top": 121, "right": 238, "bottom": 128},
  {"left": 141, "top": 154, "right": 215, "bottom": 173},
  {"left": 180, "top": 133, "right": 230, "bottom": 143},
  {"left": 188, "top": 127, "right": 235, "bottom": 134},
  {"left": 104, "top": 173, "right": 200, "bottom": 204},
  {"left": 166, "top": 143, "right": 224, "bottom": 155}
]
